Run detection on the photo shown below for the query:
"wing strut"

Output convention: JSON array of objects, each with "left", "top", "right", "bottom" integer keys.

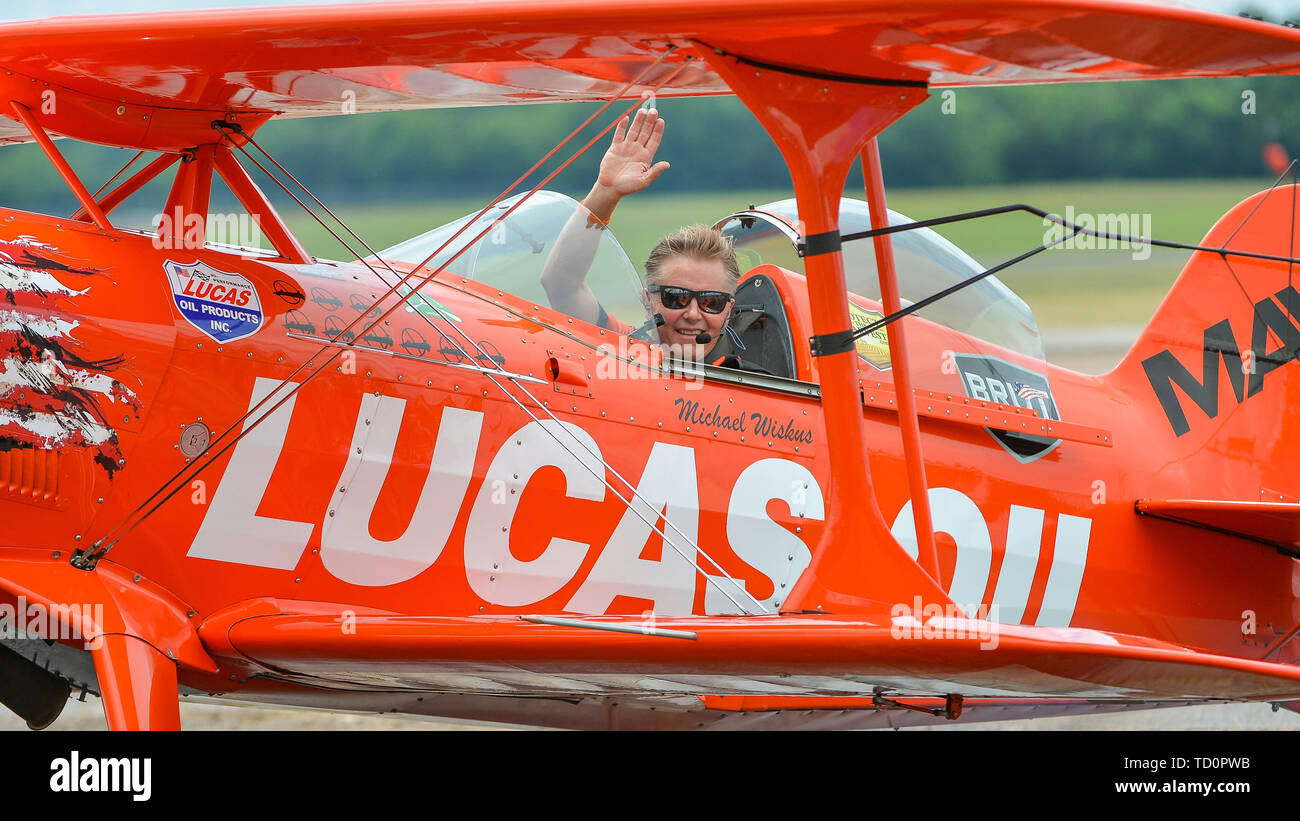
[
  {"left": 704, "top": 48, "right": 950, "bottom": 613},
  {"left": 860, "top": 139, "right": 940, "bottom": 582},
  {"left": 73, "top": 152, "right": 180, "bottom": 222},
  {"left": 8, "top": 101, "right": 111, "bottom": 231}
]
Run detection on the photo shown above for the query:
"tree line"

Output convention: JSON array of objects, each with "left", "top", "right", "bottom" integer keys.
[{"left": 0, "top": 75, "right": 1293, "bottom": 214}]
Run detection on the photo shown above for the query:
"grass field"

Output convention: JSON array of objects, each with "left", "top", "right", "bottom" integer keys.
[{"left": 278, "top": 177, "right": 1276, "bottom": 372}]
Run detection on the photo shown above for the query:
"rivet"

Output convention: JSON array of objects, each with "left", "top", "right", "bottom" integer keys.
[
  {"left": 51, "top": 550, "right": 61, "bottom": 559},
  {"left": 329, "top": 510, "right": 335, "bottom": 517},
  {"left": 96, "top": 497, "right": 104, "bottom": 503},
  {"left": 132, "top": 574, "right": 141, "bottom": 583}
]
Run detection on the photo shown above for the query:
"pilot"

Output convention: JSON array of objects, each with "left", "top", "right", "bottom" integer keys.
[{"left": 540, "top": 107, "right": 753, "bottom": 367}]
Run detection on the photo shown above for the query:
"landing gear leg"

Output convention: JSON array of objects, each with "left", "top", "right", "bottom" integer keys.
[{"left": 91, "top": 634, "right": 180, "bottom": 730}]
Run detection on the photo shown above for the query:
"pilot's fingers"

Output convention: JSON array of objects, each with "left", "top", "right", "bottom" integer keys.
[
  {"left": 645, "top": 116, "right": 666, "bottom": 155},
  {"left": 626, "top": 107, "right": 649, "bottom": 144},
  {"left": 611, "top": 115, "right": 629, "bottom": 146},
  {"left": 636, "top": 108, "right": 660, "bottom": 147},
  {"left": 645, "top": 160, "right": 670, "bottom": 182}
]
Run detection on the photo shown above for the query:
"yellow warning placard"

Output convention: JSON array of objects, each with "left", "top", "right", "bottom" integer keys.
[{"left": 847, "top": 302, "right": 891, "bottom": 370}]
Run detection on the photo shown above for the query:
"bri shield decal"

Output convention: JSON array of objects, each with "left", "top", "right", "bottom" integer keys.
[
  {"left": 165, "top": 260, "right": 264, "bottom": 343},
  {"left": 952, "top": 352, "right": 1061, "bottom": 462}
]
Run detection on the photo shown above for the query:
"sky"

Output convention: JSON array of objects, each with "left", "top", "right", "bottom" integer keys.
[{"left": 0, "top": 0, "right": 1295, "bottom": 22}]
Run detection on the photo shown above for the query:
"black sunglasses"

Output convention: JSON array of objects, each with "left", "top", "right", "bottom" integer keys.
[{"left": 647, "top": 285, "right": 733, "bottom": 314}]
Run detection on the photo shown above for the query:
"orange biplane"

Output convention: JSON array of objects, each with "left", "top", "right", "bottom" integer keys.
[{"left": 1, "top": 0, "right": 1299, "bottom": 732}]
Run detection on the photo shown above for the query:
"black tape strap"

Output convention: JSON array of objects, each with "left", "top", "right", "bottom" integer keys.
[
  {"left": 808, "top": 328, "right": 856, "bottom": 357},
  {"left": 802, "top": 230, "right": 842, "bottom": 258}
]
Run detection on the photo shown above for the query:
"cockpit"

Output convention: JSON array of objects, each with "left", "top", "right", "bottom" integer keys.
[{"left": 378, "top": 191, "right": 1052, "bottom": 432}]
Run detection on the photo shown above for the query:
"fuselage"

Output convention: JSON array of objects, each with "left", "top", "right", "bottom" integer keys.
[{"left": 1, "top": 204, "right": 1294, "bottom": 689}]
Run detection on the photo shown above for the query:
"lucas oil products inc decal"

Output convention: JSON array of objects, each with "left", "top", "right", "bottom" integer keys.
[{"left": 165, "top": 260, "right": 264, "bottom": 343}]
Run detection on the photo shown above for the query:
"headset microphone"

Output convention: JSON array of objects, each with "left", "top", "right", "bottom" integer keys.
[{"left": 694, "top": 331, "right": 712, "bottom": 344}]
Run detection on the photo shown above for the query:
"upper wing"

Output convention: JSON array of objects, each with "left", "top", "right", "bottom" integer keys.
[{"left": 3, "top": 0, "right": 1300, "bottom": 148}]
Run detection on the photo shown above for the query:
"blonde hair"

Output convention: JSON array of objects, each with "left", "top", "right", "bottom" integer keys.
[{"left": 644, "top": 224, "right": 741, "bottom": 289}]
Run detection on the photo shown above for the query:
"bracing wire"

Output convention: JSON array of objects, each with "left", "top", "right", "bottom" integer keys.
[{"left": 78, "top": 55, "right": 766, "bottom": 615}]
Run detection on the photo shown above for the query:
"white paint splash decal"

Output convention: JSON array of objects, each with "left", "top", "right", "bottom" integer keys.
[{"left": 0, "top": 238, "right": 137, "bottom": 475}]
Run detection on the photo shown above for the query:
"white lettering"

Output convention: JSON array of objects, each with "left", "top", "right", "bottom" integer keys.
[
  {"left": 989, "top": 505, "right": 1044, "bottom": 623},
  {"left": 567, "top": 443, "right": 699, "bottom": 614},
  {"left": 188, "top": 378, "right": 313, "bottom": 569},
  {"left": 1035, "top": 513, "right": 1092, "bottom": 627},
  {"left": 986, "top": 378, "right": 1010, "bottom": 405},
  {"left": 891, "top": 487, "right": 992, "bottom": 616},
  {"left": 321, "top": 399, "right": 483, "bottom": 586},
  {"left": 50, "top": 752, "right": 151, "bottom": 801},
  {"left": 464, "top": 420, "right": 605, "bottom": 606},
  {"left": 708, "top": 459, "right": 823, "bottom": 614}
]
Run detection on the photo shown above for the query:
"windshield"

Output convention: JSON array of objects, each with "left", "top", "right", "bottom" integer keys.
[
  {"left": 718, "top": 197, "right": 1060, "bottom": 461},
  {"left": 717, "top": 198, "right": 1044, "bottom": 362},
  {"left": 379, "top": 190, "right": 648, "bottom": 330}
]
